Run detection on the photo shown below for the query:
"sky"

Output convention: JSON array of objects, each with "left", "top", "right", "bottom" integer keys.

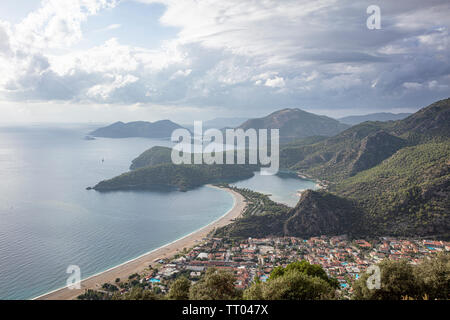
[{"left": 0, "top": 0, "right": 449, "bottom": 124}]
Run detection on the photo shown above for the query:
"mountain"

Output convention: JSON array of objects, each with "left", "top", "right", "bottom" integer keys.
[
  {"left": 89, "top": 120, "right": 184, "bottom": 138},
  {"left": 217, "top": 138, "right": 449, "bottom": 239},
  {"left": 283, "top": 190, "right": 366, "bottom": 238},
  {"left": 390, "top": 98, "right": 450, "bottom": 141},
  {"left": 90, "top": 98, "right": 450, "bottom": 239},
  {"left": 238, "top": 108, "right": 349, "bottom": 142},
  {"left": 91, "top": 163, "right": 256, "bottom": 192},
  {"left": 333, "top": 141, "right": 450, "bottom": 237},
  {"left": 130, "top": 146, "right": 173, "bottom": 170},
  {"left": 280, "top": 98, "right": 450, "bottom": 183},
  {"left": 338, "top": 112, "right": 412, "bottom": 125},
  {"left": 129, "top": 146, "right": 263, "bottom": 171},
  {"left": 214, "top": 98, "right": 450, "bottom": 239},
  {"left": 282, "top": 123, "right": 407, "bottom": 182}
]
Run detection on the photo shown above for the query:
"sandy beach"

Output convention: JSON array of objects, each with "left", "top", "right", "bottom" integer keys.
[{"left": 35, "top": 186, "right": 246, "bottom": 300}]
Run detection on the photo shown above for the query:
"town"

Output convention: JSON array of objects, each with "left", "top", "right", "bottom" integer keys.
[{"left": 105, "top": 236, "right": 449, "bottom": 299}]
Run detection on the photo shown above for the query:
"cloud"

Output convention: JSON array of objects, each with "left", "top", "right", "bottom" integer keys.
[
  {"left": 14, "top": 0, "right": 119, "bottom": 49},
  {"left": 403, "top": 82, "right": 422, "bottom": 89},
  {"left": 264, "top": 76, "right": 285, "bottom": 88},
  {"left": 0, "top": 0, "right": 450, "bottom": 118}
]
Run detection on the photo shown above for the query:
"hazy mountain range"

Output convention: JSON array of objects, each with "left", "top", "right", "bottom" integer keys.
[
  {"left": 89, "top": 120, "right": 183, "bottom": 138},
  {"left": 91, "top": 98, "right": 450, "bottom": 239},
  {"left": 90, "top": 110, "right": 413, "bottom": 140},
  {"left": 338, "top": 112, "right": 412, "bottom": 125},
  {"left": 238, "top": 108, "right": 349, "bottom": 142}
]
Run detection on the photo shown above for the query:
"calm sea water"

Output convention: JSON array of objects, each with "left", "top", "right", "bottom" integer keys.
[
  {"left": 0, "top": 124, "right": 317, "bottom": 299},
  {"left": 0, "top": 125, "right": 235, "bottom": 300},
  {"left": 231, "top": 171, "right": 318, "bottom": 207}
]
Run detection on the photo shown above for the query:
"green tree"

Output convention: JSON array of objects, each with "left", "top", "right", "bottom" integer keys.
[
  {"left": 353, "top": 259, "right": 420, "bottom": 300},
  {"left": 77, "top": 289, "right": 108, "bottom": 300},
  {"left": 189, "top": 268, "right": 241, "bottom": 300},
  {"left": 112, "top": 287, "right": 159, "bottom": 300},
  {"left": 269, "top": 260, "right": 339, "bottom": 288},
  {"left": 244, "top": 270, "right": 335, "bottom": 300},
  {"left": 414, "top": 252, "right": 450, "bottom": 300},
  {"left": 168, "top": 277, "right": 191, "bottom": 300}
]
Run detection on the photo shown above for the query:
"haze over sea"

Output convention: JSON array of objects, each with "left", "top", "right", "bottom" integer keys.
[{"left": 0, "top": 124, "right": 315, "bottom": 299}]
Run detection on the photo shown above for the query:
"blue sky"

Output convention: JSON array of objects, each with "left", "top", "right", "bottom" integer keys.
[{"left": 0, "top": 0, "right": 449, "bottom": 123}]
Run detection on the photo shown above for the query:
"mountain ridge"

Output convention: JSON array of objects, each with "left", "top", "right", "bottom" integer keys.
[
  {"left": 215, "top": 98, "right": 450, "bottom": 239},
  {"left": 238, "top": 108, "right": 349, "bottom": 142},
  {"left": 338, "top": 112, "right": 412, "bottom": 125},
  {"left": 90, "top": 120, "right": 185, "bottom": 138}
]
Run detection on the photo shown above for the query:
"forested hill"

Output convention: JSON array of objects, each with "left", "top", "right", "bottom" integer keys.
[
  {"left": 280, "top": 98, "right": 450, "bottom": 183},
  {"left": 92, "top": 163, "right": 257, "bottom": 192},
  {"left": 215, "top": 98, "right": 450, "bottom": 239},
  {"left": 90, "top": 98, "right": 450, "bottom": 239}
]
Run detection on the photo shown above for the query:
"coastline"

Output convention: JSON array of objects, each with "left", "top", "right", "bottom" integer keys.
[{"left": 34, "top": 185, "right": 246, "bottom": 300}]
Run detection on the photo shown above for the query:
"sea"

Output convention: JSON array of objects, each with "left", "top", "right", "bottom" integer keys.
[{"left": 0, "top": 124, "right": 317, "bottom": 299}]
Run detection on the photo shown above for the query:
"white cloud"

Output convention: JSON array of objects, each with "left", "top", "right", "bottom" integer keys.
[
  {"left": 170, "top": 68, "right": 192, "bottom": 80},
  {"left": 264, "top": 76, "right": 285, "bottom": 88},
  {"left": 13, "top": 0, "right": 119, "bottom": 49},
  {"left": 87, "top": 74, "right": 139, "bottom": 100},
  {"left": 1, "top": 0, "right": 450, "bottom": 119},
  {"left": 403, "top": 82, "right": 422, "bottom": 89}
]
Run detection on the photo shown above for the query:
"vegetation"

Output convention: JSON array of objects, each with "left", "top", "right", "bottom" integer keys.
[
  {"left": 353, "top": 253, "right": 450, "bottom": 300},
  {"left": 333, "top": 140, "right": 450, "bottom": 237},
  {"left": 92, "top": 98, "right": 450, "bottom": 239},
  {"left": 244, "top": 260, "right": 337, "bottom": 300},
  {"left": 77, "top": 289, "right": 109, "bottom": 300},
  {"left": 189, "top": 268, "right": 242, "bottom": 300},
  {"left": 167, "top": 277, "right": 191, "bottom": 300},
  {"left": 130, "top": 146, "right": 173, "bottom": 170},
  {"left": 269, "top": 260, "right": 339, "bottom": 288},
  {"left": 93, "top": 163, "right": 257, "bottom": 192},
  {"left": 212, "top": 186, "right": 290, "bottom": 238},
  {"left": 283, "top": 124, "right": 405, "bottom": 181},
  {"left": 111, "top": 287, "right": 160, "bottom": 300},
  {"left": 78, "top": 254, "right": 449, "bottom": 300},
  {"left": 216, "top": 98, "right": 450, "bottom": 239}
]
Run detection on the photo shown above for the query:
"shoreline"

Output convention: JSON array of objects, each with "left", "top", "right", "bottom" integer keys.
[{"left": 34, "top": 185, "right": 246, "bottom": 300}]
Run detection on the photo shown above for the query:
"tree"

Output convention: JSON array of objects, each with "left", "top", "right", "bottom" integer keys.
[
  {"left": 112, "top": 287, "right": 159, "bottom": 300},
  {"left": 353, "top": 259, "right": 420, "bottom": 300},
  {"left": 244, "top": 269, "right": 335, "bottom": 300},
  {"left": 269, "top": 260, "right": 339, "bottom": 288},
  {"left": 168, "top": 277, "right": 191, "bottom": 300},
  {"left": 414, "top": 252, "right": 450, "bottom": 300},
  {"left": 189, "top": 268, "right": 241, "bottom": 300},
  {"left": 77, "top": 289, "right": 108, "bottom": 300}
]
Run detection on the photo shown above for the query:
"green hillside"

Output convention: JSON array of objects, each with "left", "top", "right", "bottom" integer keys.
[
  {"left": 91, "top": 98, "right": 450, "bottom": 239},
  {"left": 215, "top": 140, "right": 449, "bottom": 239},
  {"left": 333, "top": 140, "right": 450, "bottom": 236},
  {"left": 215, "top": 98, "right": 450, "bottom": 239},
  {"left": 282, "top": 122, "right": 405, "bottom": 182},
  {"left": 92, "top": 163, "right": 257, "bottom": 192},
  {"left": 130, "top": 146, "right": 173, "bottom": 170}
]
